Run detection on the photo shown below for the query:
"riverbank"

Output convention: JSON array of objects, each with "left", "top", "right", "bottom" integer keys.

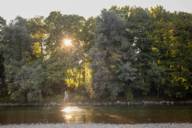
[
  {"left": 0, "top": 100, "right": 192, "bottom": 106},
  {"left": 0, "top": 123, "right": 192, "bottom": 128}
]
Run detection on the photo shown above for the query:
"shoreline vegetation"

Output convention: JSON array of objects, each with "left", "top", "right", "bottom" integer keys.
[
  {"left": 0, "top": 5, "right": 192, "bottom": 103},
  {"left": 0, "top": 100, "right": 192, "bottom": 107}
]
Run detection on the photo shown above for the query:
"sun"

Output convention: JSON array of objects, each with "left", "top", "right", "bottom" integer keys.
[{"left": 63, "top": 38, "right": 73, "bottom": 47}]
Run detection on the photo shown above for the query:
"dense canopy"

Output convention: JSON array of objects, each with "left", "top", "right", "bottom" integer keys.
[{"left": 0, "top": 6, "right": 192, "bottom": 102}]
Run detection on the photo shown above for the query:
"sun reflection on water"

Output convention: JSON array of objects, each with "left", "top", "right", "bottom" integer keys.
[
  {"left": 61, "top": 106, "right": 83, "bottom": 113},
  {"left": 61, "top": 106, "right": 87, "bottom": 123}
]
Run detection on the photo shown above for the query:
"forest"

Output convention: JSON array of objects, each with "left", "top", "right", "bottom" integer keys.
[{"left": 0, "top": 6, "right": 192, "bottom": 102}]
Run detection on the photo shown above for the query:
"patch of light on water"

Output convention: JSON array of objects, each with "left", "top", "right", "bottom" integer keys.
[
  {"left": 64, "top": 114, "right": 73, "bottom": 120},
  {"left": 61, "top": 106, "right": 83, "bottom": 113}
]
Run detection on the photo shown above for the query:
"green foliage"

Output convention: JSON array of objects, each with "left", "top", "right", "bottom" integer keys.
[
  {"left": 8, "top": 61, "right": 44, "bottom": 102},
  {"left": 0, "top": 6, "right": 192, "bottom": 102},
  {"left": 91, "top": 10, "right": 137, "bottom": 100},
  {"left": 0, "top": 16, "right": 6, "bottom": 96},
  {"left": 91, "top": 6, "right": 192, "bottom": 100}
]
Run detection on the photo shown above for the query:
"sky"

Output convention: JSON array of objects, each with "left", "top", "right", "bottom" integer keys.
[{"left": 0, "top": 0, "right": 192, "bottom": 21}]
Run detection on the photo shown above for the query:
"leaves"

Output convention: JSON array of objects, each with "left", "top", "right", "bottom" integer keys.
[{"left": 1, "top": 6, "right": 192, "bottom": 102}]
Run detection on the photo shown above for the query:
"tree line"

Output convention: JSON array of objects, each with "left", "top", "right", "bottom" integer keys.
[{"left": 0, "top": 6, "right": 192, "bottom": 102}]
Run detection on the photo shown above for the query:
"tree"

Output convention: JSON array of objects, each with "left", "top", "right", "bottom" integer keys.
[
  {"left": 91, "top": 10, "right": 137, "bottom": 100},
  {"left": 3, "top": 17, "right": 34, "bottom": 102},
  {"left": 0, "top": 16, "right": 6, "bottom": 96},
  {"left": 27, "top": 16, "right": 48, "bottom": 58}
]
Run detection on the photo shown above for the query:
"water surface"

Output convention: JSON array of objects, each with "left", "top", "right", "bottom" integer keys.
[{"left": 0, "top": 105, "right": 191, "bottom": 124}]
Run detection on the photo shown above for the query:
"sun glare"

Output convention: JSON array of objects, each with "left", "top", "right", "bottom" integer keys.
[{"left": 63, "top": 38, "right": 73, "bottom": 47}]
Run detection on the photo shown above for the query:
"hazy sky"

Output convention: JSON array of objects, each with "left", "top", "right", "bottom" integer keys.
[{"left": 0, "top": 0, "right": 192, "bottom": 21}]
